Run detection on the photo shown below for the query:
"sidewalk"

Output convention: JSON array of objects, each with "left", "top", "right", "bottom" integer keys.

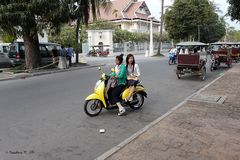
[
  {"left": 0, "top": 72, "right": 14, "bottom": 81},
  {"left": 100, "top": 65, "right": 240, "bottom": 160},
  {"left": 0, "top": 63, "right": 103, "bottom": 82},
  {"left": 109, "top": 50, "right": 168, "bottom": 57}
]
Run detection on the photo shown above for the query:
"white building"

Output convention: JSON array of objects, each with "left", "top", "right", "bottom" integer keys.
[
  {"left": 86, "top": 30, "right": 114, "bottom": 55},
  {"left": 16, "top": 30, "right": 48, "bottom": 43}
]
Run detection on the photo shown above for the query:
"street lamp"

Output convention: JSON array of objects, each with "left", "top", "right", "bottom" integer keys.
[{"left": 158, "top": 0, "right": 164, "bottom": 55}]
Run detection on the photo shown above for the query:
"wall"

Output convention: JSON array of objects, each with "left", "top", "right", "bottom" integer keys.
[{"left": 86, "top": 30, "right": 114, "bottom": 55}]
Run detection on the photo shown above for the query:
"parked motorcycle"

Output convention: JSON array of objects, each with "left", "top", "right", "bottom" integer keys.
[{"left": 84, "top": 67, "right": 147, "bottom": 117}]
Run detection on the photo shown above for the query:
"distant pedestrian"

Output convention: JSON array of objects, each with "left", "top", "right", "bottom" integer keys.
[
  {"left": 58, "top": 45, "right": 68, "bottom": 69},
  {"left": 51, "top": 46, "right": 58, "bottom": 65},
  {"left": 67, "top": 44, "right": 74, "bottom": 67}
]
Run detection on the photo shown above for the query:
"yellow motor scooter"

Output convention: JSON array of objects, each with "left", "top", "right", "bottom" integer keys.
[{"left": 84, "top": 67, "right": 147, "bottom": 117}]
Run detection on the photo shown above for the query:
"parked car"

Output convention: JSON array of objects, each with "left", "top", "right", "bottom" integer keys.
[
  {"left": 0, "top": 52, "right": 12, "bottom": 68},
  {"left": 8, "top": 42, "right": 61, "bottom": 65}
]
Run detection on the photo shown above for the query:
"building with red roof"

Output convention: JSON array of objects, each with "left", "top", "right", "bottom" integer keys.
[{"left": 95, "top": 0, "right": 160, "bottom": 33}]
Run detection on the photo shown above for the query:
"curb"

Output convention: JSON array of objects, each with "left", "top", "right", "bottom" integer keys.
[
  {"left": 95, "top": 72, "right": 226, "bottom": 160},
  {"left": 0, "top": 64, "right": 105, "bottom": 82}
]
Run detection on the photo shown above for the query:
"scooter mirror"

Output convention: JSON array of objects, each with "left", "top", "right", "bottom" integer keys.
[{"left": 111, "top": 68, "right": 115, "bottom": 72}]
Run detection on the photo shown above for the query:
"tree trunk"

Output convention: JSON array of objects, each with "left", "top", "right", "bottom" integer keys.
[
  {"left": 23, "top": 29, "right": 41, "bottom": 70},
  {"left": 75, "top": 18, "right": 81, "bottom": 64}
]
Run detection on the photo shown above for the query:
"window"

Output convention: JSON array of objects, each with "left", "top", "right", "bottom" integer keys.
[
  {"left": 10, "top": 45, "right": 17, "bottom": 52},
  {"left": 40, "top": 45, "right": 47, "bottom": 51},
  {"left": 19, "top": 45, "right": 25, "bottom": 52},
  {"left": 3, "top": 46, "right": 9, "bottom": 53}
]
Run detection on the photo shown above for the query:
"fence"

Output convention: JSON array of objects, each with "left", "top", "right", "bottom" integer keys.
[
  {"left": 82, "top": 41, "right": 172, "bottom": 56},
  {"left": 113, "top": 42, "right": 172, "bottom": 53}
]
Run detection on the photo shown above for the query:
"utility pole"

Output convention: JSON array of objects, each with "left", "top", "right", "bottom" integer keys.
[
  {"left": 198, "top": 25, "right": 200, "bottom": 42},
  {"left": 157, "top": 0, "right": 164, "bottom": 55},
  {"left": 149, "top": 17, "right": 154, "bottom": 56}
]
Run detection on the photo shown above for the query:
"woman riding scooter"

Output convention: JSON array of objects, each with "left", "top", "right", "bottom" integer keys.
[
  {"left": 125, "top": 54, "right": 141, "bottom": 102},
  {"left": 84, "top": 55, "right": 147, "bottom": 117},
  {"left": 110, "top": 54, "right": 127, "bottom": 116}
]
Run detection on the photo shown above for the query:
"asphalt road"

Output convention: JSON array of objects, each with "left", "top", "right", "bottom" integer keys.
[{"left": 0, "top": 55, "right": 227, "bottom": 160}]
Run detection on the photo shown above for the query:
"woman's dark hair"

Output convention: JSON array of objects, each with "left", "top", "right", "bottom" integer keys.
[
  {"left": 116, "top": 54, "right": 124, "bottom": 64},
  {"left": 126, "top": 54, "right": 135, "bottom": 71}
]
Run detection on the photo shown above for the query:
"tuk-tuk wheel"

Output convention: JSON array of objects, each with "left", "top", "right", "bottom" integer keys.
[
  {"left": 228, "top": 62, "right": 232, "bottom": 68},
  {"left": 210, "top": 63, "right": 214, "bottom": 72},
  {"left": 177, "top": 73, "right": 181, "bottom": 79},
  {"left": 201, "top": 67, "right": 206, "bottom": 81}
]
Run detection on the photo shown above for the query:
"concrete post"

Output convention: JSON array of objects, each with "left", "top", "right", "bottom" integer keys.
[
  {"left": 149, "top": 18, "right": 154, "bottom": 56},
  {"left": 124, "top": 42, "right": 127, "bottom": 55}
]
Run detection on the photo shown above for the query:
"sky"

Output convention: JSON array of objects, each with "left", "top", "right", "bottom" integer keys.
[{"left": 144, "top": 0, "right": 240, "bottom": 30}]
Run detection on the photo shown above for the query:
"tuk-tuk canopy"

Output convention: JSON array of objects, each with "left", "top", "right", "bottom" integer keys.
[
  {"left": 211, "top": 42, "right": 240, "bottom": 45},
  {"left": 176, "top": 42, "right": 208, "bottom": 47},
  {"left": 91, "top": 45, "right": 110, "bottom": 47}
]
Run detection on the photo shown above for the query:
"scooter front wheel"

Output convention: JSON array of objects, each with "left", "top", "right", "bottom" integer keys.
[{"left": 84, "top": 100, "right": 103, "bottom": 117}]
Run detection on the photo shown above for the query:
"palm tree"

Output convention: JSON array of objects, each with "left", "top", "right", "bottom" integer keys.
[{"left": 68, "top": 0, "right": 111, "bottom": 63}]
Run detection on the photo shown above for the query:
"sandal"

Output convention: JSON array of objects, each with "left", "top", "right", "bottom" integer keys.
[{"left": 118, "top": 108, "right": 126, "bottom": 116}]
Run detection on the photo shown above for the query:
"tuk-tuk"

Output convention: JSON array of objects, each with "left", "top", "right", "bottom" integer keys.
[
  {"left": 210, "top": 42, "right": 234, "bottom": 71},
  {"left": 88, "top": 45, "right": 110, "bottom": 57},
  {"left": 176, "top": 42, "right": 208, "bottom": 81}
]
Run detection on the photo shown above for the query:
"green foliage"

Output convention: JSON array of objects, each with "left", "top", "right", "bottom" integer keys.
[
  {"left": 0, "top": 0, "right": 69, "bottom": 69},
  {"left": 154, "top": 32, "right": 170, "bottom": 42},
  {"left": 88, "top": 19, "right": 117, "bottom": 30},
  {"left": 65, "top": 0, "right": 110, "bottom": 63},
  {"left": 0, "top": 30, "right": 15, "bottom": 43},
  {"left": 225, "top": 29, "right": 240, "bottom": 42},
  {"left": 113, "top": 29, "right": 170, "bottom": 43},
  {"left": 228, "top": 0, "right": 240, "bottom": 21},
  {"left": 165, "top": 0, "right": 226, "bottom": 43},
  {"left": 2, "top": 34, "right": 15, "bottom": 43},
  {"left": 49, "top": 25, "right": 78, "bottom": 51},
  {"left": 113, "top": 30, "right": 146, "bottom": 43},
  {"left": 200, "top": 16, "right": 226, "bottom": 43},
  {"left": 0, "top": 0, "right": 69, "bottom": 35}
]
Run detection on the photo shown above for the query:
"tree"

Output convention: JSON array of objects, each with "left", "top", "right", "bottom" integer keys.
[
  {"left": 67, "top": 0, "right": 110, "bottom": 63},
  {"left": 228, "top": 0, "right": 240, "bottom": 21},
  {"left": 49, "top": 25, "right": 87, "bottom": 52},
  {"left": 199, "top": 15, "right": 226, "bottom": 43},
  {"left": 224, "top": 27, "right": 240, "bottom": 42},
  {"left": 0, "top": 29, "right": 16, "bottom": 43},
  {"left": 165, "top": 0, "right": 226, "bottom": 43},
  {"left": 0, "top": 1, "right": 69, "bottom": 69}
]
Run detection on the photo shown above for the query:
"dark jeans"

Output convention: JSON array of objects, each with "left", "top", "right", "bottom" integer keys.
[
  {"left": 110, "top": 85, "right": 125, "bottom": 104},
  {"left": 67, "top": 56, "right": 72, "bottom": 67}
]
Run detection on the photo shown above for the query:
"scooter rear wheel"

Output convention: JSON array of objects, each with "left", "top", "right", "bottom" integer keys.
[
  {"left": 129, "top": 93, "right": 144, "bottom": 110},
  {"left": 84, "top": 100, "right": 103, "bottom": 117}
]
